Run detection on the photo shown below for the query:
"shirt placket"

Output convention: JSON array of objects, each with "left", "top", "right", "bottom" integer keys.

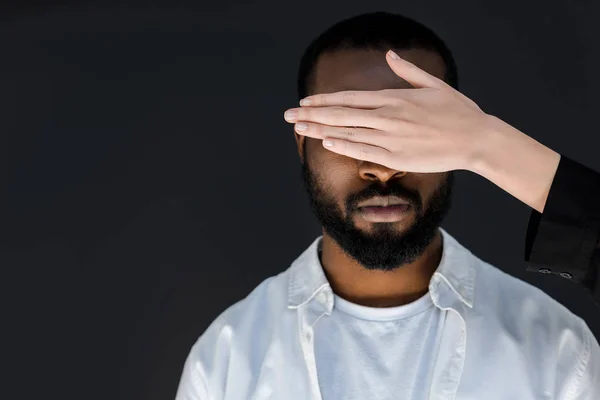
[
  {"left": 428, "top": 278, "right": 468, "bottom": 400},
  {"left": 298, "top": 303, "right": 325, "bottom": 400}
]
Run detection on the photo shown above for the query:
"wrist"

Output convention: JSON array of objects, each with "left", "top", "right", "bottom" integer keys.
[
  {"left": 469, "top": 114, "right": 510, "bottom": 176},
  {"left": 470, "top": 114, "right": 561, "bottom": 213}
]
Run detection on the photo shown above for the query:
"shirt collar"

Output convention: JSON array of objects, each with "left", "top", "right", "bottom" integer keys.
[{"left": 287, "top": 227, "right": 476, "bottom": 310}]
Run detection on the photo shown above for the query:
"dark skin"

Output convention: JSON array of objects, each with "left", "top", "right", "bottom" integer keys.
[{"left": 295, "top": 48, "right": 452, "bottom": 308}]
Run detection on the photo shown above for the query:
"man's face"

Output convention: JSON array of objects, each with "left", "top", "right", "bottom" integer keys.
[{"left": 297, "top": 48, "right": 454, "bottom": 272}]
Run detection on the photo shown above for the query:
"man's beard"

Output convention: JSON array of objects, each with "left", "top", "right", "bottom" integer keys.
[{"left": 300, "top": 146, "right": 454, "bottom": 272}]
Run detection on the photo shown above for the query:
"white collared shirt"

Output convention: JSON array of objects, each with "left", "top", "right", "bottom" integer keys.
[{"left": 175, "top": 228, "right": 600, "bottom": 399}]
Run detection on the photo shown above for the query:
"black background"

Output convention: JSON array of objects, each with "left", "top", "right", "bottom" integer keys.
[{"left": 3, "top": 1, "right": 600, "bottom": 399}]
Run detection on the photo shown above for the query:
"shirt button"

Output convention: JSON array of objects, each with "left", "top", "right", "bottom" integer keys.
[
  {"left": 538, "top": 268, "right": 552, "bottom": 274},
  {"left": 560, "top": 272, "right": 573, "bottom": 279},
  {"left": 317, "top": 291, "right": 328, "bottom": 304}
]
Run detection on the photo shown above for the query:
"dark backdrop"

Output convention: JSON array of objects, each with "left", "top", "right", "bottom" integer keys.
[{"left": 3, "top": 1, "right": 600, "bottom": 399}]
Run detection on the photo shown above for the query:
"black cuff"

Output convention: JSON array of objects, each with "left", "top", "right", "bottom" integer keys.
[{"left": 524, "top": 156, "right": 600, "bottom": 287}]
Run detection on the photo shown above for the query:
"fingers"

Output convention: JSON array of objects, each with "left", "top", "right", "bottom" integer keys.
[
  {"left": 284, "top": 106, "right": 389, "bottom": 130},
  {"left": 299, "top": 90, "right": 391, "bottom": 109},
  {"left": 321, "top": 137, "right": 391, "bottom": 165},
  {"left": 293, "top": 122, "right": 385, "bottom": 144}
]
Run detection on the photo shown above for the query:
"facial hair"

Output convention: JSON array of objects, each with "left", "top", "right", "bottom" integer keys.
[{"left": 300, "top": 145, "right": 454, "bottom": 272}]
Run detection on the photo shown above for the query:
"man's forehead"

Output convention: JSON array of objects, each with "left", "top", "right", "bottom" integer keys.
[{"left": 311, "top": 48, "right": 446, "bottom": 94}]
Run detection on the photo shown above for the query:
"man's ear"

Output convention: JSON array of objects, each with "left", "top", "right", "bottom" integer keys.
[{"left": 295, "top": 131, "right": 306, "bottom": 164}]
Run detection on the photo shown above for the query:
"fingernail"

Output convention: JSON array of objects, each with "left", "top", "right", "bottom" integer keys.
[
  {"left": 295, "top": 122, "right": 308, "bottom": 131},
  {"left": 284, "top": 110, "right": 297, "bottom": 121},
  {"left": 299, "top": 98, "right": 312, "bottom": 106},
  {"left": 388, "top": 50, "right": 399, "bottom": 60},
  {"left": 323, "top": 139, "right": 334, "bottom": 147}
]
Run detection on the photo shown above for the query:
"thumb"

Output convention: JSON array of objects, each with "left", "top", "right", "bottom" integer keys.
[{"left": 386, "top": 50, "right": 448, "bottom": 90}]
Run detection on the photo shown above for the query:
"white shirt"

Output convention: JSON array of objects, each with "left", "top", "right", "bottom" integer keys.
[
  {"left": 314, "top": 290, "right": 444, "bottom": 399},
  {"left": 175, "top": 227, "right": 600, "bottom": 400}
]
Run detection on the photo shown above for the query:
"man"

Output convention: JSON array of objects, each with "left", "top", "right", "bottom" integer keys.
[{"left": 175, "top": 12, "right": 600, "bottom": 399}]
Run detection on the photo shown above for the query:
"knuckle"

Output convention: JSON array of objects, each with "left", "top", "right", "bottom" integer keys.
[
  {"left": 319, "top": 94, "right": 328, "bottom": 106},
  {"left": 333, "top": 107, "right": 347, "bottom": 120},
  {"left": 303, "top": 107, "right": 312, "bottom": 121},
  {"left": 344, "top": 126, "right": 357, "bottom": 139},
  {"left": 313, "top": 123, "right": 322, "bottom": 135},
  {"left": 342, "top": 91, "right": 356, "bottom": 105}
]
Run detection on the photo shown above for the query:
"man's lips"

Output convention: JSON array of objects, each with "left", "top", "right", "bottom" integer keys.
[
  {"left": 357, "top": 195, "right": 410, "bottom": 208},
  {"left": 358, "top": 204, "right": 411, "bottom": 222}
]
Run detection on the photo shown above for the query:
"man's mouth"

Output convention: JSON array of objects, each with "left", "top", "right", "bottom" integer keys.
[{"left": 358, "top": 204, "right": 411, "bottom": 222}]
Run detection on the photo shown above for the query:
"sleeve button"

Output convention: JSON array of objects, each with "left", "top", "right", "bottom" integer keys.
[{"left": 538, "top": 268, "right": 552, "bottom": 274}]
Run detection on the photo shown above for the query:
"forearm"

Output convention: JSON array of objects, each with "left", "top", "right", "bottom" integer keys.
[{"left": 471, "top": 115, "right": 562, "bottom": 213}]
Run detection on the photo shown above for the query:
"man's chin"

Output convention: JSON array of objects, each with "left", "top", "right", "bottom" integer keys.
[
  {"left": 353, "top": 217, "right": 413, "bottom": 235},
  {"left": 348, "top": 229, "right": 409, "bottom": 247}
]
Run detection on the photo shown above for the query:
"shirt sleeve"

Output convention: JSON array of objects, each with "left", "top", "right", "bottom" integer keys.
[
  {"left": 564, "top": 319, "right": 600, "bottom": 400},
  {"left": 174, "top": 344, "right": 210, "bottom": 400},
  {"left": 524, "top": 155, "right": 600, "bottom": 307}
]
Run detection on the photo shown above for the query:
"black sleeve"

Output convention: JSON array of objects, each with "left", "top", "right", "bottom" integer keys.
[{"left": 524, "top": 155, "right": 600, "bottom": 307}]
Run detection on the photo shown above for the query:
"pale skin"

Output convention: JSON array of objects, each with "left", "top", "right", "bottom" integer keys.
[{"left": 284, "top": 50, "right": 562, "bottom": 215}]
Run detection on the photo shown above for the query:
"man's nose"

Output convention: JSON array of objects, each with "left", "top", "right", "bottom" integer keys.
[{"left": 358, "top": 160, "right": 408, "bottom": 182}]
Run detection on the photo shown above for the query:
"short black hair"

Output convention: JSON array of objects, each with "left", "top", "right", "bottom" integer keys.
[{"left": 297, "top": 11, "right": 458, "bottom": 100}]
